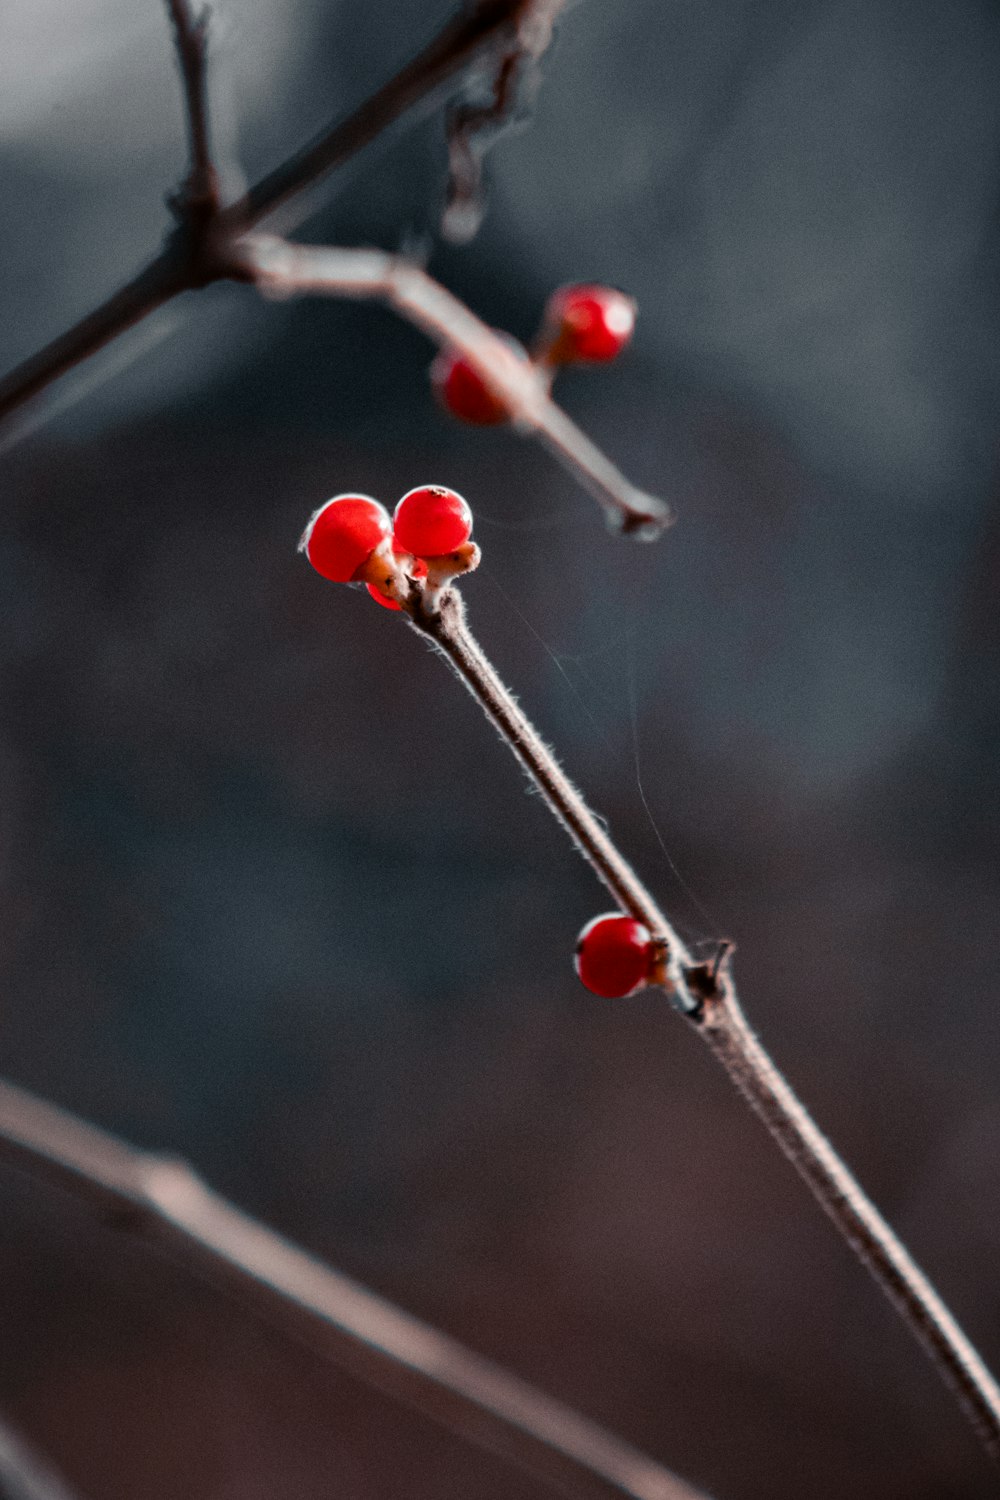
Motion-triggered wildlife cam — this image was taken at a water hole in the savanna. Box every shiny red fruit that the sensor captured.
[574,913,653,998]
[367,584,402,611]
[300,494,392,583]
[431,336,525,425]
[543,284,636,363]
[393,485,473,558]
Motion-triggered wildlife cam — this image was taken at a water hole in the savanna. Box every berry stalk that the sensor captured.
[412,584,1000,1466]
[411,589,700,1014]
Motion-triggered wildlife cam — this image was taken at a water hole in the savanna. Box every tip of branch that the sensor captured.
[609,495,675,543]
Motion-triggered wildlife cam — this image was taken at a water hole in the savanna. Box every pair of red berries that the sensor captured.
[575,912,661,999]
[300,484,474,609]
[433,283,637,427]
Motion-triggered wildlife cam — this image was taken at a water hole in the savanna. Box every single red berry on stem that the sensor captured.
[575,912,654,998]
[300,494,392,582]
[430,336,526,426]
[542,284,636,364]
[394,485,473,558]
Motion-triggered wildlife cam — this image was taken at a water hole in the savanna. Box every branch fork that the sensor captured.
[0,0,668,539]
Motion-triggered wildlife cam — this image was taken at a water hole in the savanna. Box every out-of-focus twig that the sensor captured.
[408,585,1000,1467]
[442,0,566,243]
[0,0,667,536]
[0,1,545,424]
[238,235,670,536]
[0,1417,85,1500]
[0,1079,709,1500]
[220,0,540,233]
[164,0,220,228]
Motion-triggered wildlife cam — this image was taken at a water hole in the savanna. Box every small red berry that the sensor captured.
[367,584,402,611]
[300,494,392,583]
[431,336,526,425]
[542,284,636,364]
[393,485,473,558]
[574,913,654,998]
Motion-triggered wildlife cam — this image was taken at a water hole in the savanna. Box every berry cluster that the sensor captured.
[431,283,637,427]
[300,485,478,611]
[574,912,662,999]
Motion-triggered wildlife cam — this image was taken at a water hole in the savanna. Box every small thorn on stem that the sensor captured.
[682,940,735,1019]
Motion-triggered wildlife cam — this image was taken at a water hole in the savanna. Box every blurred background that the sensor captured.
[1,0,999,1495]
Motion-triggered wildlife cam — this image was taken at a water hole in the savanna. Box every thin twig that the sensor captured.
[0,1417,85,1500]
[0,259,187,424]
[0,7,666,537]
[410,586,1000,1466]
[442,0,566,243]
[219,0,531,233]
[0,1079,708,1500]
[239,236,670,536]
[0,0,530,424]
[164,0,220,226]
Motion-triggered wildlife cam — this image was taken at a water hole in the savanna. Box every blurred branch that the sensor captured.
[0,1,546,422]
[0,0,665,536]
[408,585,1000,1467]
[238,235,670,535]
[0,1418,85,1500]
[0,260,189,428]
[164,0,220,228]
[442,0,565,243]
[0,1078,709,1500]
[220,0,561,233]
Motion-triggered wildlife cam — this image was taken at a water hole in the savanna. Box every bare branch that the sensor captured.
[0,1417,86,1500]
[0,0,541,428]
[0,1079,709,1500]
[164,0,220,226]
[221,0,527,233]
[408,585,1000,1466]
[0,259,190,422]
[442,0,566,243]
[239,236,671,537]
[697,968,1000,1467]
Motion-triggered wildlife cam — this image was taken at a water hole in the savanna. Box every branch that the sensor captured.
[442,0,566,243]
[0,258,188,425]
[0,4,666,537]
[239,236,670,536]
[219,0,531,233]
[0,1079,709,1500]
[0,0,535,425]
[0,1418,85,1500]
[164,0,220,228]
[408,585,1000,1466]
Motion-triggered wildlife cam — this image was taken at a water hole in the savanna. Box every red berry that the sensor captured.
[393,485,473,558]
[300,494,392,583]
[367,584,402,611]
[574,913,653,998]
[543,284,636,364]
[431,336,526,425]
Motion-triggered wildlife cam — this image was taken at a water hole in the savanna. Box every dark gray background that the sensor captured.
[1,1,999,1495]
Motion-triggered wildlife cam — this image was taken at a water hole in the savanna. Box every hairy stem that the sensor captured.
[415,587,1000,1466]
[0,1079,708,1500]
